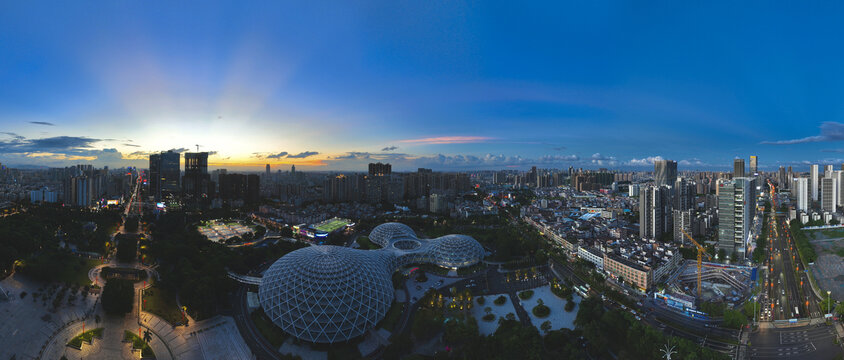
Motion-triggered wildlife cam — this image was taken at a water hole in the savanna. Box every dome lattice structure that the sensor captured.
[259,246,393,343]
[368,222,416,247]
[258,222,485,344]
[428,234,485,268]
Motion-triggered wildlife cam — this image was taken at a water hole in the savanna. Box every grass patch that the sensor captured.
[356,236,381,250]
[124,330,155,358]
[378,301,403,331]
[518,290,534,300]
[251,308,288,348]
[314,218,350,233]
[142,286,183,325]
[54,258,101,287]
[66,328,103,348]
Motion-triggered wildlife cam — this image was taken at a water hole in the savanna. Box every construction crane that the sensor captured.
[681,229,712,297]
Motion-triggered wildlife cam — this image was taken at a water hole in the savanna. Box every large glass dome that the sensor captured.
[368,222,415,247]
[428,234,485,268]
[258,246,393,343]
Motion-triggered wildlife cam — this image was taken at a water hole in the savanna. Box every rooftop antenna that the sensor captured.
[195,144,201,152]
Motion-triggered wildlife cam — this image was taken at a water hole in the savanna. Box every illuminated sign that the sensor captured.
[106,200,119,205]
[156,202,165,208]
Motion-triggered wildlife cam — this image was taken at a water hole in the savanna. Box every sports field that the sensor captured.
[313,217,351,233]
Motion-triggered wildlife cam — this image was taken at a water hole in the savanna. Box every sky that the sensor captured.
[2,2,844,172]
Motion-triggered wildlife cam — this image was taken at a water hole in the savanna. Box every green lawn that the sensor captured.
[251,309,288,348]
[124,331,155,358]
[66,328,103,348]
[356,236,381,250]
[314,218,350,233]
[142,286,183,325]
[55,258,101,287]
[378,301,403,331]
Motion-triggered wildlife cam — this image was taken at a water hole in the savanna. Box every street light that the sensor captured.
[828,290,832,315]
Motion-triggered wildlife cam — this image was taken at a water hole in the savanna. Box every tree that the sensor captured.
[115,234,138,263]
[101,279,134,314]
[124,216,139,233]
[540,320,552,333]
[722,309,748,329]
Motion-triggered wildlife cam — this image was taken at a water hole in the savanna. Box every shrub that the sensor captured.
[482,314,496,322]
[494,295,507,305]
[477,296,486,305]
[518,290,534,300]
[532,303,551,318]
[565,300,576,312]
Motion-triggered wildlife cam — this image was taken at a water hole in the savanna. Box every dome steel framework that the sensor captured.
[258,222,485,344]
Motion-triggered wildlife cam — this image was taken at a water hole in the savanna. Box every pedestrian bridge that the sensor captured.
[227,271,262,285]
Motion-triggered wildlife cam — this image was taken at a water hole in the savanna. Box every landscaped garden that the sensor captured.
[532,299,551,318]
[518,290,534,300]
[124,330,155,358]
[142,286,183,325]
[66,328,103,349]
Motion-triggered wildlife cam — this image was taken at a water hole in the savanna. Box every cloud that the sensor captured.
[590,153,618,166]
[552,146,567,151]
[626,155,664,166]
[266,151,288,159]
[397,136,495,144]
[761,122,844,145]
[123,143,141,147]
[29,121,55,126]
[679,158,706,166]
[287,151,319,158]
[0,135,101,154]
[169,148,189,153]
[821,149,844,153]
[381,146,398,151]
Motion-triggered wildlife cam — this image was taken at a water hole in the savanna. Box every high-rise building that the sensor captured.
[673,209,693,244]
[673,177,696,211]
[653,160,678,187]
[717,177,756,259]
[778,166,787,189]
[811,164,819,202]
[837,171,844,208]
[639,185,671,240]
[183,152,211,209]
[148,150,180,202]
[793,177,809,212]
[266,164,271,177]
[733,158,745,178]
[822,177,838,213]
[825,165,834,179]
[368,162,391,176]
[749,156,758,175]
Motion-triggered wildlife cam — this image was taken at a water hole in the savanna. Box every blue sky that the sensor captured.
[2,1,844,171]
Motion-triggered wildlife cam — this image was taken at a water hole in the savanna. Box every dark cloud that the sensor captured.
[29,121,55,126]
[123,143,141,147]
[129,151,151,157]
[266,151,289,159]
[169,148,189,153]
[207,151,218,156]
[762,122,844,145]
[287,151,319,158]
[381,146,398,151]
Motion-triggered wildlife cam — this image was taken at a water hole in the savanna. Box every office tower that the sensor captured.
[639,185,671,240]
[822,177,838,213]
[266,164,271,177]
[836,171,844,208]
[749,156,758,175]
[825,165,834,179]
[811,164,819,202]
[792,177,809,212]
[717,177,756,259]
[218,173,260,205]
[148,150,180,202]
[733,158,745,178]
[777,166,786,189]
[653,160,678,187]
[673,177,696,211]
[291,164,296,174]
[183,152,211,209]
[673,209,693,244]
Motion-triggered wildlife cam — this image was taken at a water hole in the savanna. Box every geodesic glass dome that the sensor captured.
[368,222,416,247]
[258,246,393,343]
[428,234,485,268]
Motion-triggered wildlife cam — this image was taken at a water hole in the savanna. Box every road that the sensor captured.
[750,323,840,359]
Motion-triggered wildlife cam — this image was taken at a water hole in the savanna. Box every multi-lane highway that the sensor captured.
[764,186,823,321]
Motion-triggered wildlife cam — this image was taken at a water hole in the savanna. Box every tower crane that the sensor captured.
[681,229,712,297]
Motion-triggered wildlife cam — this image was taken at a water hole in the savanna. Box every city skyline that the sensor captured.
[5,3,844,171]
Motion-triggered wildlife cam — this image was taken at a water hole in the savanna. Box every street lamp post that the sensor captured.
[828,290,832,316]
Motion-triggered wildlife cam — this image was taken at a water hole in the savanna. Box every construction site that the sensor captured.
[668,260,756,305]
